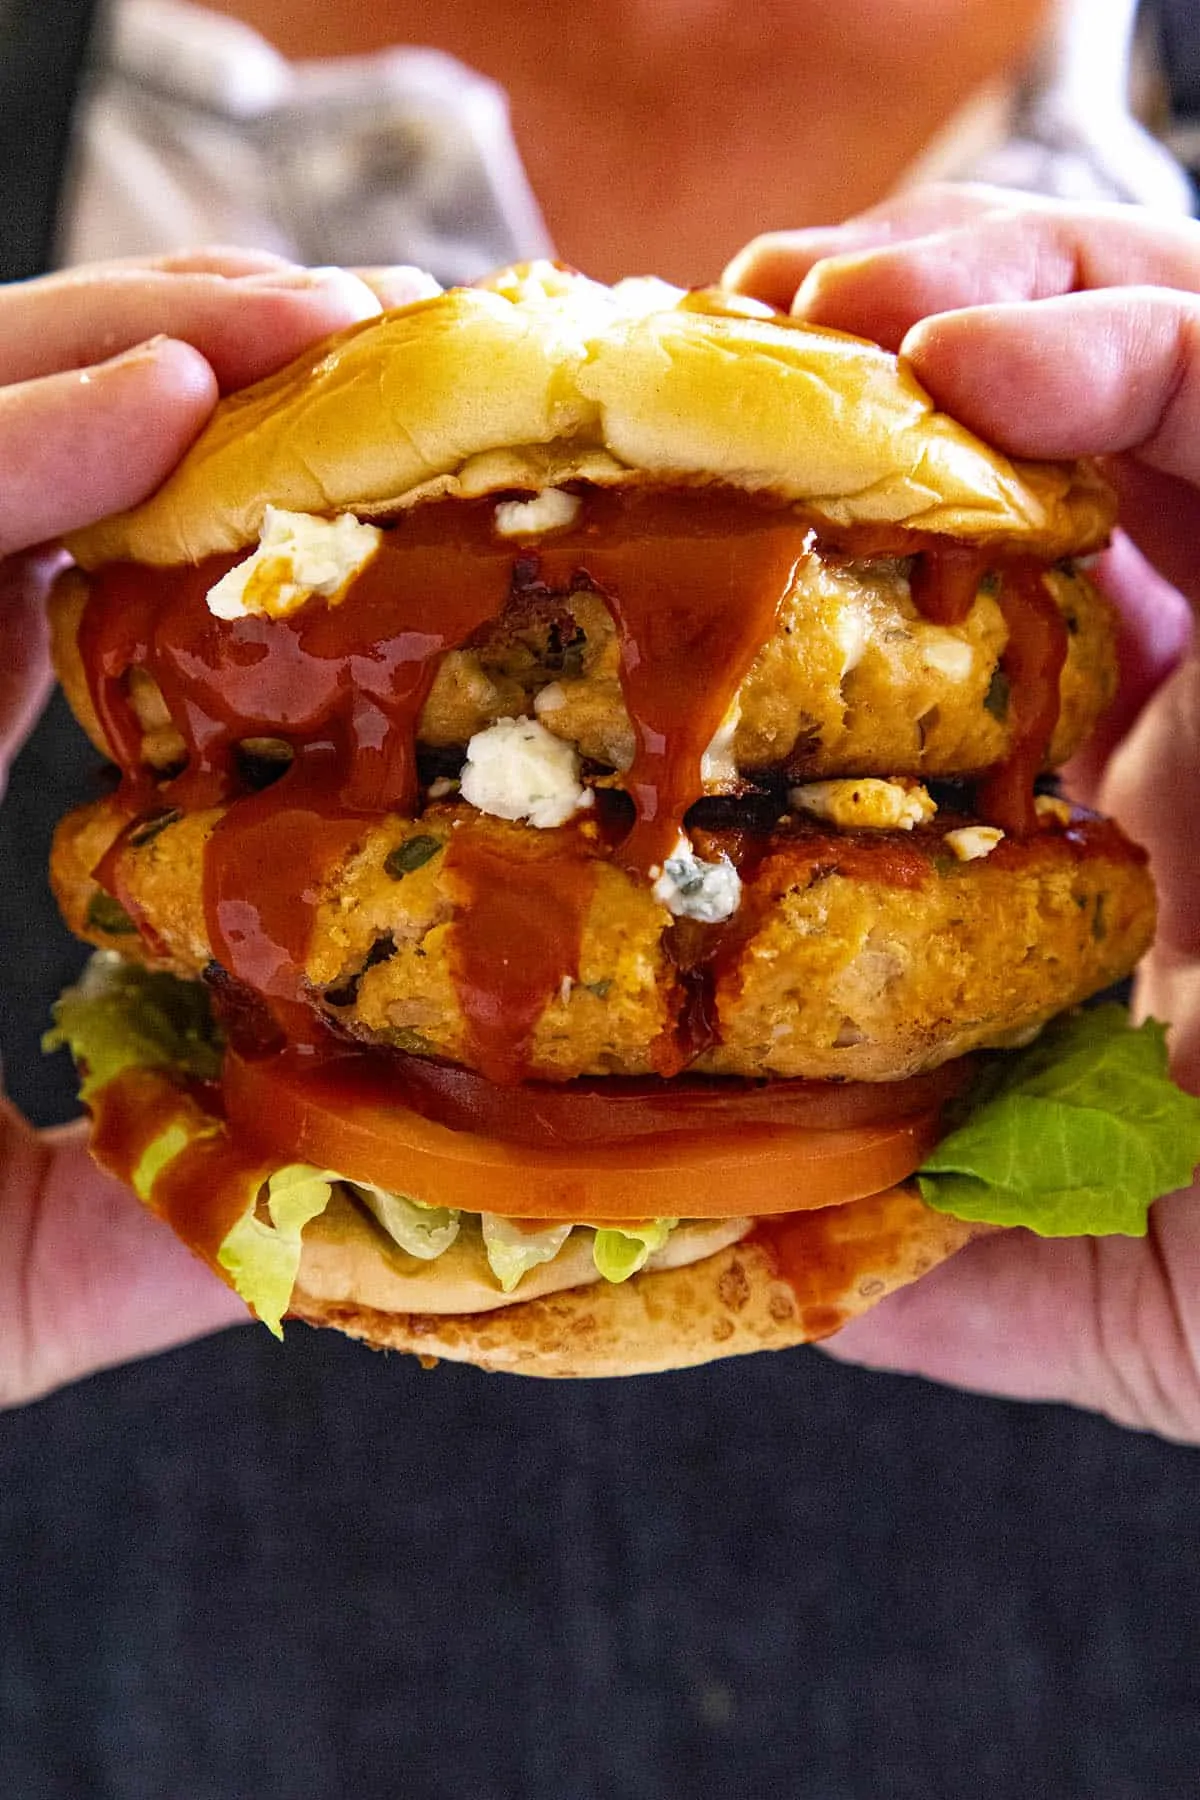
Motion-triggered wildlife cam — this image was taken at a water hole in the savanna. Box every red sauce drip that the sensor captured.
[907,548,1069,837]
[151,1131,275,1273]
[203,747,368,1046]
[92,817,172,959]
[443,834,598,1084]
[556,496,808,872]
[977,563,1068,835]
[87,1067,270,1273]
[748,1198,908,1338]
[78,491,810,1049]
[80,527,518,813]
[909,544,991,626]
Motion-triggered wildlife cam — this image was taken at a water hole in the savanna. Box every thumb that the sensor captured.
[1,1103,248,1408]
[0,551,58,801]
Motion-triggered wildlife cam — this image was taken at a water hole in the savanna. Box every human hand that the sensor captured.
[0,249,435,1407]
[725,189,1200,1438]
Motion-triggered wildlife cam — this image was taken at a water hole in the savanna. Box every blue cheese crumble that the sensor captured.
[651,835,742,923]
[459,717,593,828]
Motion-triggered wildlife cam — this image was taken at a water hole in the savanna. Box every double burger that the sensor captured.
[44,263,1200,1376]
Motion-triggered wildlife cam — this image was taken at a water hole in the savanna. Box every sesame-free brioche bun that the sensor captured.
[289,1182,983,1378]
[65,262,1114,572]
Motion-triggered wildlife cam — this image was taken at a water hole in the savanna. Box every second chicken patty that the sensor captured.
[54,798,1154,1085]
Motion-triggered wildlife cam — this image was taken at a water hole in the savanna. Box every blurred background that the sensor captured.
[3,2,1200,1795]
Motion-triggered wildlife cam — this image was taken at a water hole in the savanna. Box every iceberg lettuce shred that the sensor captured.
[354,1183,461,1259]
[216,1165,337,1338]
[51,959,1200,1336]
[592,1219,677,1282]
[480,1214,573,1291]
[44,951,222,1098]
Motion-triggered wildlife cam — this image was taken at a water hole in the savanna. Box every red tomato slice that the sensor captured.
[372,1052,970,1147]
[222,1047,943,1220]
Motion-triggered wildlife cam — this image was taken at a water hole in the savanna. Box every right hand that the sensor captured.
[0,247,437,1406]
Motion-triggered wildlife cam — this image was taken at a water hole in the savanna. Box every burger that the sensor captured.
[43,263,1200,1376]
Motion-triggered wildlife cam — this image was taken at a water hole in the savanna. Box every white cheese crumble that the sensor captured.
[206,507,382,620]
[532,681,567,720]
[1035,793,1073,827]
[944,826,1005,862]
[919,631,975,682]
[699,698,741,786]
[833,601,870,677]
[651,834,742,924]
[459,717,593,829]
[789,778,936,832]
[493,489,582,538]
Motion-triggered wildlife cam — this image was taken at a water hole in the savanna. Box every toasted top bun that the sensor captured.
[289,1183,982,1378]
[66,263,1114,571]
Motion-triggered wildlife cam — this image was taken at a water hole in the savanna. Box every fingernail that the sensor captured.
[241,265,381,319]
[99,334,171,370]
[242,266,365,293]
[356,266,443,306]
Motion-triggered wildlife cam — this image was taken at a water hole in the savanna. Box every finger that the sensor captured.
[1060,533,1192,810]
[793,206,1200,350]
[818,1204,1200,1440]
[900,290,1200,489]
[721,184,1010,309]
[1099,652,1200,962]
[352,265,443,309]
[141,246,297,277]
[1,1109,247,1408]
[1101,456,1200,612]
[0,338,218,557]
[70,246,299,279]
[0,264,381,391]
[0,551,59,795]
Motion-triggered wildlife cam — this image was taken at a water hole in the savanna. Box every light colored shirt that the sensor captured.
[66,0,552,281]
[66,0,1190,287]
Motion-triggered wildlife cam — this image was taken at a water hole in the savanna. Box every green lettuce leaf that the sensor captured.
[44,952,221,1099]
[480,1214,573,1292]
[353,1183,461,1259]
[592,1218,677,1282]
[217,1165,338,1339]
[918,1006,1200,1236]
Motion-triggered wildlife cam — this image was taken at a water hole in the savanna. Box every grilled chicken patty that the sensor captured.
[54,798,1154,1084]
[51,553,1114,786]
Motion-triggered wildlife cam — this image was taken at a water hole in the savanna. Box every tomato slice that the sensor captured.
[369,1051,970,1147]
[222,1047,943,1220]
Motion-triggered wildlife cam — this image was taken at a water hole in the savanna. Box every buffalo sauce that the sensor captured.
[79,491,811,1064]
[77,492,1069,1100]
[910,544,991,626]
[746,1205,896,1338]
[907,551,1069,837]
[87,1065,272,1275]
[976,564,1070,836]
[442,834,599,1084]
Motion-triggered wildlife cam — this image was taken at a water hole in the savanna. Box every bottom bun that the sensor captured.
[289,1184,983,1377]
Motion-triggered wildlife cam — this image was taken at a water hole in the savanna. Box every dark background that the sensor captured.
[2,701,1200,1800]
[3,1325,1199,1800]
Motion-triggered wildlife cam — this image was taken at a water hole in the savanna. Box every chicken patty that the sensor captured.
[53,798,1154,1084]
[51,553,1114,786]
